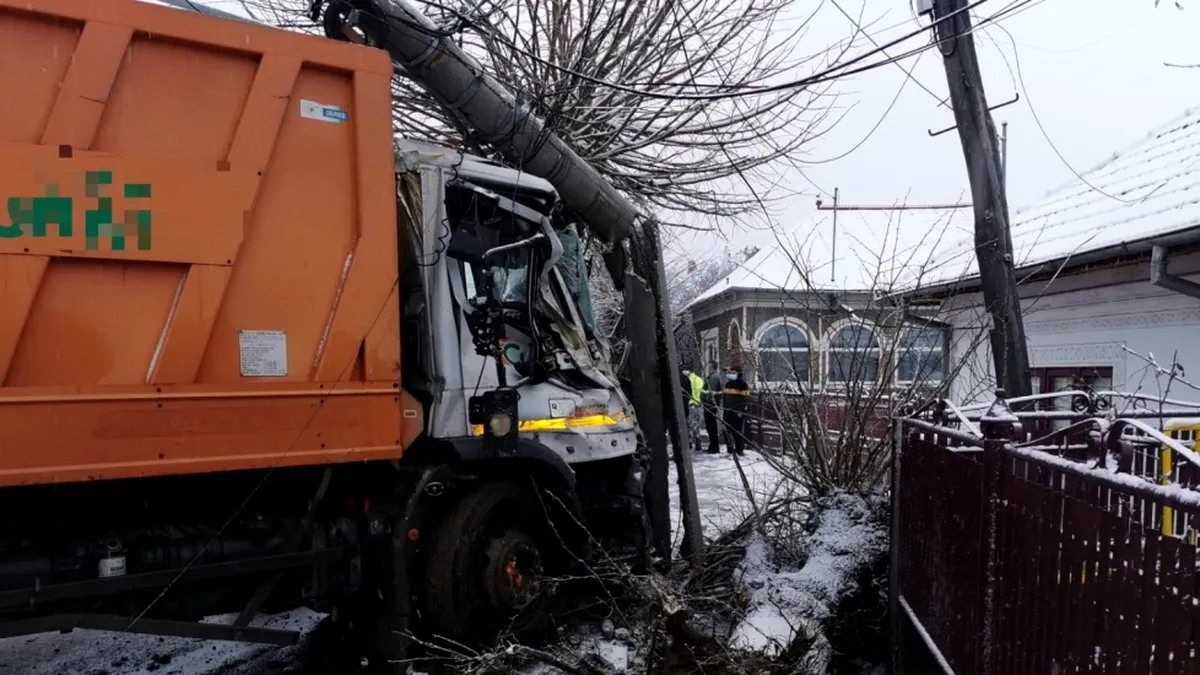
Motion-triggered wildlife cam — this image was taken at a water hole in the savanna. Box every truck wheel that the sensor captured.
[424,481,563,645]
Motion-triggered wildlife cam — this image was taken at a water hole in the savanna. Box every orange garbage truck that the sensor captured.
[0,0,649,661]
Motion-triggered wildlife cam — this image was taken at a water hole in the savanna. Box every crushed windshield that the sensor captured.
[555,223,597,334]
[492,249,529,303]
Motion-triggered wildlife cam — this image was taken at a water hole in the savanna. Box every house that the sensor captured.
[684,205,966,393]
[682,205,970,447]
[911,105,1200,414]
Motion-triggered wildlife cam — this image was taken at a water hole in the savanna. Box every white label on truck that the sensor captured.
[549,399,576,418]
[98,556,127,578]
[239,330,288,377]
[299,99,349,124]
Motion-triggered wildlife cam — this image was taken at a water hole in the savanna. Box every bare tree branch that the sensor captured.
[249,0,860,223]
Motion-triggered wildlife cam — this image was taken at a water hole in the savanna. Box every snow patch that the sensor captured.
[0,608,326,675]
[729,492,887,664]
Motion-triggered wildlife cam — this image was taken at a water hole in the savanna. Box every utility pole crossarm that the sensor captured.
[927,93,1019,137]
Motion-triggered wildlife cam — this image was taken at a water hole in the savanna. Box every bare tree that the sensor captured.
[239,0,861,224]
[694,209,995,494]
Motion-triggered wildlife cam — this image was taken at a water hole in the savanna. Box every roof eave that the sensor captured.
[905,225,1200,300]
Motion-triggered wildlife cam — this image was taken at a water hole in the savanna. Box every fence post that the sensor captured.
[978,389,1017,675]
[888,414,904,675]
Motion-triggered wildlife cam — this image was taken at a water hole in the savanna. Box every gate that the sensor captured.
[891,391,1200,674]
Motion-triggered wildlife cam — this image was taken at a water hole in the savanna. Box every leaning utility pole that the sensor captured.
[930,0,1031,399]
[305,0,705,560]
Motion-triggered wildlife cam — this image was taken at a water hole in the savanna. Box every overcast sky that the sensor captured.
[675,0,1200,259]
[166,0,1200,264]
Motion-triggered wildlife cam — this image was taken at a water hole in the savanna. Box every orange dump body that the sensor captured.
[0,0,422,487]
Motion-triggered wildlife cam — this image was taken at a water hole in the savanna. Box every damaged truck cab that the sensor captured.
[0,0,648,665]
[398,140,639,464]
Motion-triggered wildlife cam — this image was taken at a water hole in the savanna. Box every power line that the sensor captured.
[393,0,1001,103]
[829,0,950,109]
[799,50,924,165]
[985,18,1142,204]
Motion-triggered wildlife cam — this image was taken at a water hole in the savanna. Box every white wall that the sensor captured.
[941,257,1200,407]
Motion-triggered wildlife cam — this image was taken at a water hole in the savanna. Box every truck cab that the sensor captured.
[395,140,639,462]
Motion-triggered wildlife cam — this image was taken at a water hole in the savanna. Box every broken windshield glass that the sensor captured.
[556,223,597,334]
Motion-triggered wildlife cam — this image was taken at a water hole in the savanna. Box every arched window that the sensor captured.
[828,323,880,383]
[897,326,945,383]
[756,321,810,384]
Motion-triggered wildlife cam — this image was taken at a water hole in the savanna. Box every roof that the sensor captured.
[687,206,969,309]
[920,105,1200,288]
[692,105,1200,309]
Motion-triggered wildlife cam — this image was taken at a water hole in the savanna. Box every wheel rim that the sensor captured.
[483,527,544,612]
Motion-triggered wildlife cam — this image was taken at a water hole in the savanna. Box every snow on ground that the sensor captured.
[0,449,781,674]
[0,608,326,675]
[729,492,888,666]
[668,448,788,548]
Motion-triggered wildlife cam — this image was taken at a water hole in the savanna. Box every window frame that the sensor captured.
[825,319,882,385]
[1028,365,1115,447]
[752,317,814,390]
[700,328,719,372]
[728,319,744,366]
[895,325,947,385]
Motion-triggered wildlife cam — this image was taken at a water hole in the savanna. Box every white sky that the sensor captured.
[675,0,1200,260]
[153,0,1200,267]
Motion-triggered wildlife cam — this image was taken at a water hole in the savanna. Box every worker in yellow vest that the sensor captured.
[681,366,705,454]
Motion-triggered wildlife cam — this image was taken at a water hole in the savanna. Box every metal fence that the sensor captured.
[891,391,1200,675]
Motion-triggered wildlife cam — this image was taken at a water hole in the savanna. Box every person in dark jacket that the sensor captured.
[701,360,723,454]
[722,366,750,456]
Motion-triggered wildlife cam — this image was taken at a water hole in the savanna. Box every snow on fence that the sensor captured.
[893,392,1200,675]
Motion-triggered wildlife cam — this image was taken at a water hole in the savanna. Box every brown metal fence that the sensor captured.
[892,397,1200,675]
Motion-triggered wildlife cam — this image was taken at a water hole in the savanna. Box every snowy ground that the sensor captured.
[0,608,327,675]
[0,449,781,674]
[669,449,788,548]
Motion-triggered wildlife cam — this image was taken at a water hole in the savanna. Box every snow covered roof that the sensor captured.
[687,206,970,309]
[693,105,1200,309]
[921,105,1200,288]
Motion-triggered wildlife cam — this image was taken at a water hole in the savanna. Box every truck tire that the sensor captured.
[423,480,563,646]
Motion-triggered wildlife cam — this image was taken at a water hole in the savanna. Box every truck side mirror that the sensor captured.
[446,228,489,266]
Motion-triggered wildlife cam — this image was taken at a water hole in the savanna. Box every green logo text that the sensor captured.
[0,171,152,251]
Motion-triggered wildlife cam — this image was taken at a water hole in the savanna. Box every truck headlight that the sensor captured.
[488,412,513,437]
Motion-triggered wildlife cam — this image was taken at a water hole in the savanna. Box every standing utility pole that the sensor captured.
[831,187,839,284]
[931,0,1030,399]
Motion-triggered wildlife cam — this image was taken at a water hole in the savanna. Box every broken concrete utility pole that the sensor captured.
[310,0,704,561]
[931,0,1031,399]
[317,0,634,244]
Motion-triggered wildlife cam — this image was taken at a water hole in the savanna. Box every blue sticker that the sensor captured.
[300,99,350,124]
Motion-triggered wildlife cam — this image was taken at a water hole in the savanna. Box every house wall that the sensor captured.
[943,248,1200,407]
[689,289,945,387]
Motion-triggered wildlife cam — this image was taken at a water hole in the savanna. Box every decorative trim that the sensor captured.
[1026,306,1200,334]
[824,316,883,347]
[752,316,815,347]
[1030,342,1127,387]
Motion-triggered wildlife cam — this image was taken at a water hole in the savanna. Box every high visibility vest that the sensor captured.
[688,372,704,406]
